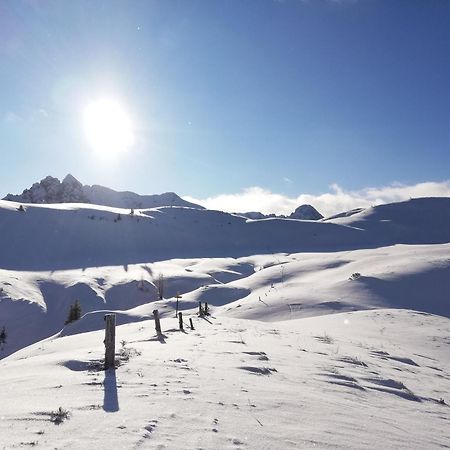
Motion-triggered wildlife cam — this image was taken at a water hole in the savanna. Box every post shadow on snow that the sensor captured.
[164,327,189,335]
[200,315,213,324]
[63,359,104,372]
[148,333,168,344]
[61,360,119,412]
[103,368,119,412]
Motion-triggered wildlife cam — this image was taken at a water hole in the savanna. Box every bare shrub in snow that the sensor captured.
[50,407,70,425]
[315,333,334,344]
[119,340,141,363]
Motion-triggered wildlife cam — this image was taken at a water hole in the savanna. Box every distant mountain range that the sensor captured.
[3,174,204,210]
[3,174,324,219]
[237,204,323,221]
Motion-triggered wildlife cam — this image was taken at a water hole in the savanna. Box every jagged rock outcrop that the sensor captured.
[3,174,203,210]
[289,204,323,220]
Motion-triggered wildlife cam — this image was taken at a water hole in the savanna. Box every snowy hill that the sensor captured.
[1,197,450,272]
[0,196,449,359]
[1,194,449,448]
[3,174,203,210]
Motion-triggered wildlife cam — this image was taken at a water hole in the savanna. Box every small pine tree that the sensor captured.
[0,326,7,346]
[65,300,82,325]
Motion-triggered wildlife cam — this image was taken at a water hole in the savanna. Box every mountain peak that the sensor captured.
[3,175,203,209]
[290,204,323,220]
[62,173,81,186]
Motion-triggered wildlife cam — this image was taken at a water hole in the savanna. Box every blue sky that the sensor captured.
[1,0,450,214]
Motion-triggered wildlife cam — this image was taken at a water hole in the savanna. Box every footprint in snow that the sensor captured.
[144,420,158,436]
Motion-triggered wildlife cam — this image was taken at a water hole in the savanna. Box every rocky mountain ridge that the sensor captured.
[4,174,325,218]
[3,174,203,210]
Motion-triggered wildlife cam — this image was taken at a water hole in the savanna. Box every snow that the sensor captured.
[0,310,449,449]
[0,195,449,448]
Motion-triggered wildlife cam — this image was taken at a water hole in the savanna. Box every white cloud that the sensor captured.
[184,180,450,218]
[3,111,22,123]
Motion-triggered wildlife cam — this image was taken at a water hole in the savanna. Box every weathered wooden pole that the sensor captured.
[204,302,209,315]
[153,309,161,335]
[104,314,116,370]
[189,318,194,330]
[178,312,184,330]
[198,301,203,316]
[175,292,182,317]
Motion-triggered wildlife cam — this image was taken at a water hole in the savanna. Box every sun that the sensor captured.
[83,99,135,156]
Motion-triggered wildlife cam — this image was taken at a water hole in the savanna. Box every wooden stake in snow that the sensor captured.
[153,309,161,335]
[178,312,184,330]
[204,302,209,315]
[175,292,182,317]
[189,318,194,330]
[198,302,203,317]
[104,314,116,370]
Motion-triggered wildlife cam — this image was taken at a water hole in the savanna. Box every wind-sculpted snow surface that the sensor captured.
[0,310,449,449]
[1,243,449,358]
[0,197,449,358]
[1,198,449,448]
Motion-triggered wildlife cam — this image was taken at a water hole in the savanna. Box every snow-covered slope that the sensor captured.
[1,196,449,358]
[0,309,448,449]
[325,197,450,244]
[2,197,450,272]
[3,174,202,210]
[1,195,449,448]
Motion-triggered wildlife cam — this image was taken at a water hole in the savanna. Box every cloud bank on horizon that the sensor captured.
[185,180,450,218]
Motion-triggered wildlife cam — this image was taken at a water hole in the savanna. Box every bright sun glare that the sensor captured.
[83,99,134,156]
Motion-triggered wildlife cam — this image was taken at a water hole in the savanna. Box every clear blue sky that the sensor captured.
[1,0,449,201]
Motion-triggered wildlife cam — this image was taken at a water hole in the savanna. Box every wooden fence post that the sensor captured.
[104,314,116,370]
[178,312,184,330]
[204,302,208,315]
[153,309,161,335]
[189,318,194,330]
[198,302,203,317]
[175,292,182,318]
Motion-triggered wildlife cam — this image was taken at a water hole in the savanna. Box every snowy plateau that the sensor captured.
[0,182,449,449]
